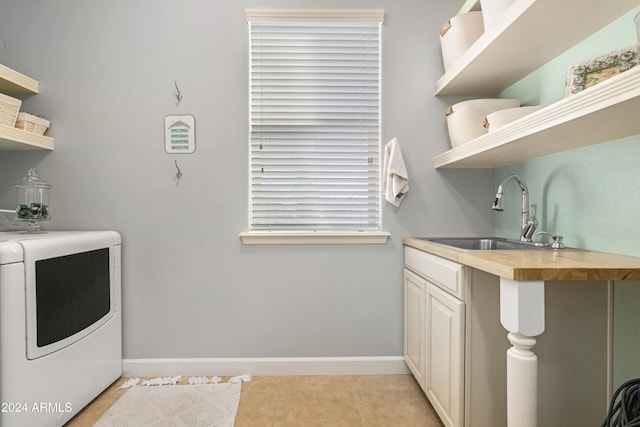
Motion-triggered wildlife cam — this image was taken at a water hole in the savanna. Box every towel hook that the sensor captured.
[174,160,183,181]
[174,80,182,104]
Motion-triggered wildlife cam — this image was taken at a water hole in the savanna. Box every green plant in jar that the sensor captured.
[15,168,51,232]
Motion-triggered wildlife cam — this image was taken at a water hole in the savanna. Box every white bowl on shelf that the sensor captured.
[484,105,545,132]
[445,98,520,148]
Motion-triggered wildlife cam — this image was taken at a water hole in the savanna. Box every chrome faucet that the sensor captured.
[492,174,538,242]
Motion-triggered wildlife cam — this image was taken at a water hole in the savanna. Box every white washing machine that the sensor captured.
[0,230,122,426]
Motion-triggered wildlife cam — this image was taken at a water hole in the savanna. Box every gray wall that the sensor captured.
[0,1,494,359]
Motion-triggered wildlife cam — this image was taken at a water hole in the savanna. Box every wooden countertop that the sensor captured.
[403,237,640,281]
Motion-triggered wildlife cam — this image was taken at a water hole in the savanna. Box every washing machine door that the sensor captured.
[21,231,119,360]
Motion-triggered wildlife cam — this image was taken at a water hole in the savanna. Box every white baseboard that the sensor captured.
[123,356,409,377]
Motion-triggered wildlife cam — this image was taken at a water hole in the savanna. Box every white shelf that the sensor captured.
[0,64,38,94]
[435,0,639,97]
[434,67,640,168]
[0,64,53,150]
[0,124,53,151]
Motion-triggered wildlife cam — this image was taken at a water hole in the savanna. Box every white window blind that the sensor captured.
[248,12,383,232]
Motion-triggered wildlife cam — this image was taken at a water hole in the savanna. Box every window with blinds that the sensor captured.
[248,11,383,232]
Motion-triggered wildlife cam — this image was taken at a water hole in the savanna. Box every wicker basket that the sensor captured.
[15,112,50,135]
[0,93,22,127]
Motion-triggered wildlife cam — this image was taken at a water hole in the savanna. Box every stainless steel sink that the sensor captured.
[418,237,553,251]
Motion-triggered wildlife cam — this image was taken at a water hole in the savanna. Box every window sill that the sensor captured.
[239,231,390,245]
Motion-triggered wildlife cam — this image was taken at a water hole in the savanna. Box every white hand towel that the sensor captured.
[383,137,409,207]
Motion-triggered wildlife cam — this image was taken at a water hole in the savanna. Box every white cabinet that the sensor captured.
[424,279,464,427]
[403,269,425,386]
[404,245,614,426]
[434,0,640,169]
[0,64,54,151]
[404,247,466,427]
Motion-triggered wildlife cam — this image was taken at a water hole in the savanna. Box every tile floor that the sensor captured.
[65,375,444,426]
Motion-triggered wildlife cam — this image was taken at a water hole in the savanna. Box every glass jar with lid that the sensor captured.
[15,168,51,232]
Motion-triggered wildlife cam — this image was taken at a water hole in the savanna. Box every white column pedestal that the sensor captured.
[499,278,545,427]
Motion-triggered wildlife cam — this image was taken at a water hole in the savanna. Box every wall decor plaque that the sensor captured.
[165,115,196,154]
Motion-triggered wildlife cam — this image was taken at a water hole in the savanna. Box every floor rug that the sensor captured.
[94,383,241,427]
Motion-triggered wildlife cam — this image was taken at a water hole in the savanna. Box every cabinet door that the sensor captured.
[403,269,426,389]
[425,281,465,427]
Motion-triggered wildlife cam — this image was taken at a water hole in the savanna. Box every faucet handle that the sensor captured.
[536,231,565,249]
[521,203,539,241]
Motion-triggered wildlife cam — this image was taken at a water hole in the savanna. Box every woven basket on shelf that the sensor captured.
[0,93,22,127]
[15,112,50,135]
